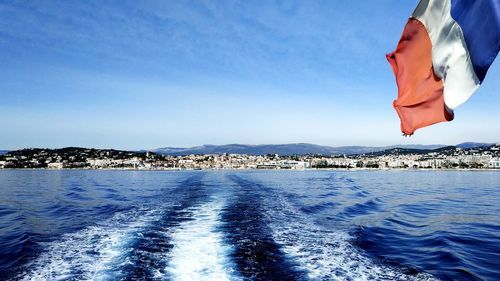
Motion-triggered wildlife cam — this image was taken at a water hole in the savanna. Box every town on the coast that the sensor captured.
[1,143,499,170]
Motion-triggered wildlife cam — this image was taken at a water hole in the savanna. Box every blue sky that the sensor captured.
[0,0,499,150]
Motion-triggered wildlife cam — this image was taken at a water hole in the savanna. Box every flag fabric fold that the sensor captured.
[388,0,499,135]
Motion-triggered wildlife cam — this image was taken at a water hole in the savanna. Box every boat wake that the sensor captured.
[15,173,439,281]
[18,208,161,281]
[164,199,240,281]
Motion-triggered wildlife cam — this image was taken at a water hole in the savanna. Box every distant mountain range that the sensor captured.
[0,142,493,157]
[151,142,494,156]
[454,142,494,149]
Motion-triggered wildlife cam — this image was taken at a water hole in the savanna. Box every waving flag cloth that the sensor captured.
[387,0,500,135]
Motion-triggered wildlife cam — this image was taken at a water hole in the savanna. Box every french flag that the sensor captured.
[388,0,499,135]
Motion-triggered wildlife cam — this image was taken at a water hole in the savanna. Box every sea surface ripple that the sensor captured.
[0,170,498,280]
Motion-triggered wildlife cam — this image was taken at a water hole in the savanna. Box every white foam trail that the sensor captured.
[267,203,437,281]
[164,199,241,281]
[18,209,161,281]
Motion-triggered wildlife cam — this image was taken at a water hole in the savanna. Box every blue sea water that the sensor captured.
[0,170,499,280]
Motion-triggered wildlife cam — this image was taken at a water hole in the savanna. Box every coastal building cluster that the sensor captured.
[0,144,499,170]
[311,146,500,169]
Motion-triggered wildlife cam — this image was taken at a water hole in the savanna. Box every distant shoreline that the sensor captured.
[1,168,499,172]
[2,145,499,170]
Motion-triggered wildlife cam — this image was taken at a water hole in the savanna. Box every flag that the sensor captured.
[387,0,499,135]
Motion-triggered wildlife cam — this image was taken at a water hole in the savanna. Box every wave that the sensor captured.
[16,201,241,281]
[165,199,240,281]
[268,206,437,280]
[248,177,437,281]
[17,208,162,281]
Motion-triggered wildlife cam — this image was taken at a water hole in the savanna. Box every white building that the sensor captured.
[48,162,64,169]
[87,158,112,167]
[489,159,500,168]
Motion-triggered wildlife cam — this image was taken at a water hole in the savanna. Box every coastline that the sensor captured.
[1,168,498,172]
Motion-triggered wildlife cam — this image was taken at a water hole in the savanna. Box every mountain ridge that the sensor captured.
[151,142,494,156]
[1,142,494,157]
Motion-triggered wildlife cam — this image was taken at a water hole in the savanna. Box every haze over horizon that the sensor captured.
[1,1,499,150]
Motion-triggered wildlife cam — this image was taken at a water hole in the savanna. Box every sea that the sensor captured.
[0,170,498,281]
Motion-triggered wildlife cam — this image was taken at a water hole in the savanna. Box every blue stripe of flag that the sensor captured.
[451,0,500,82]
